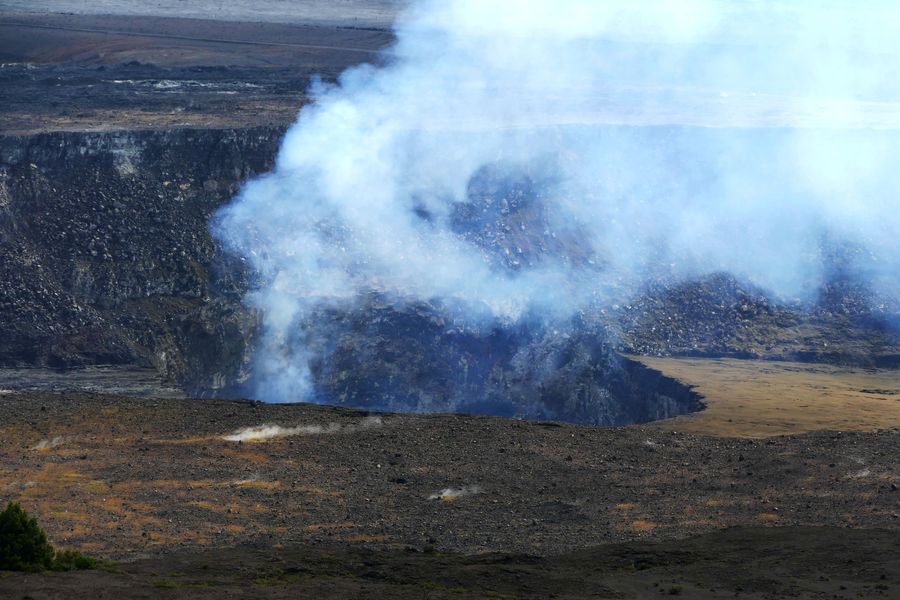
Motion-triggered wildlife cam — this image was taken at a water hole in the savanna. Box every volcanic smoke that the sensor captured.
[214,0,900,402]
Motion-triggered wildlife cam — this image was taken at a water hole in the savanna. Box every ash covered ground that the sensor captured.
[1,392,898,598]
[1,2,899,598]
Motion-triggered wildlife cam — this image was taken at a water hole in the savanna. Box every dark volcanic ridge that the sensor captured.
[297,295,702,425]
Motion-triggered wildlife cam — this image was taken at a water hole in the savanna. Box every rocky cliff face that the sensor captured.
[0,127,284,387]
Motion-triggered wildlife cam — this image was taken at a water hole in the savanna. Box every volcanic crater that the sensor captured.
[1,5,899,600]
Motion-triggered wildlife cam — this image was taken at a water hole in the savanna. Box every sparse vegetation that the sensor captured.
[0,502,55,571]
[53,550,98,572]
[0,502,96,572]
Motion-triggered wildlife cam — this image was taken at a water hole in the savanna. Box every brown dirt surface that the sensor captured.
[0,391,897,597]
[1,391,897,560]
[637,357,900,438]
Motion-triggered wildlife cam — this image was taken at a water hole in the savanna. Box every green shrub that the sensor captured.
[0,502,55,571]
[52,549,97,571]
[0,502,97,572]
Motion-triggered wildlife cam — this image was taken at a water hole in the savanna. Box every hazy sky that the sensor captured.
[0,0,406,27]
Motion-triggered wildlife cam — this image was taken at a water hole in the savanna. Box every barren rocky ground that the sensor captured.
[0,12,393,134]
[0,391,898,598]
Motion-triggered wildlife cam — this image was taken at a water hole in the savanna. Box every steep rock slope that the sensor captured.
[0,127,283,385]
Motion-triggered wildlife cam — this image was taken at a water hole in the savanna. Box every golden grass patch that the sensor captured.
[634,357,900,438]
[756,513,781,523]
[47,510,89,521]
[631,520,657,532]
[233,479,282,490]
[82,480,109,494]
[704,498,730,507]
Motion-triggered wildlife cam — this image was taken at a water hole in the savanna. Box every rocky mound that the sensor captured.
[301,295,699,424]
[616,272,900,367]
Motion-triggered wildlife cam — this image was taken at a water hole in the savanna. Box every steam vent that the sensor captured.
[1,2,898,598]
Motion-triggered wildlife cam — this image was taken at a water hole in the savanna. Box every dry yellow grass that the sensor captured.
[631,520,658,533]
[635,357,900,437]
[2,388,897,559]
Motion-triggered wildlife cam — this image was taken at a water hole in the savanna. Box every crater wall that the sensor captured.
[0,127,284,386]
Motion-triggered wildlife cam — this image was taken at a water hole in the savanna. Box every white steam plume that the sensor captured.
[222,416,383,441]
[428,485,482,501]
[214,0,900,402]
